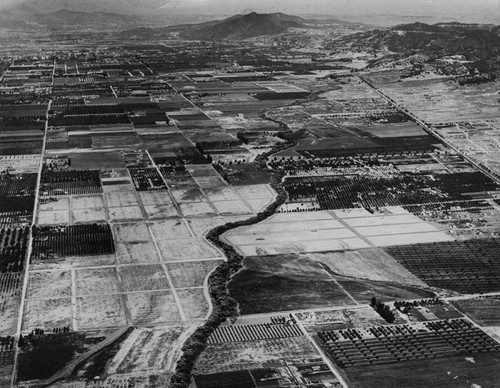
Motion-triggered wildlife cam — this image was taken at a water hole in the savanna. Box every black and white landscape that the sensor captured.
[0,1,500,387]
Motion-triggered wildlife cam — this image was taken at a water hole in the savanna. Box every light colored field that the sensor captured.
[143,203,179,219]
[185,215,248,237]
[248,198,273,213]
[194,336,319,374]
[331,208,374,219]
[72,195,104,209]
[171,188,206,203]
[150,219,192,240]
[192,176,227,189]
[102,183,135,193]
[120,265,170,292]
[126,291,181,325]
[178,202,216,217]
[235,237,370,256]
[76,294,127,329]
[105,192,139,207]
[107,326,189,374]
[29,255,117,272]
[115,242,160,265]
[233,217,344,235]
[0,154,39,174]
[113,222,152,242]
[211,200,253,215]
[356,222,440,237]
[343,213,426,227]
[234,184,274,200]
[307,249,426,286]
[108,205,143,221]
[166,260,222,288]
[72,207,107,223]
[39,197,70,211]
[37,210,70,225]
[23,298,73,331]
[186,164,220,177]
[157,239,221,261]
[27,271,71,299]
[368,232,454,246]
[75,267,119,296]
[138,191,173,206]
[177,288,209,319]
[227,228,357,246]
[204,187,240,202]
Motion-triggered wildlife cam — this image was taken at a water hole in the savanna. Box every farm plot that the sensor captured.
[296,306,388,334]
[222,212,368,256]
[31,223,115,262]
[452,298,500,326]
[208,322,303,344]
[186,216,248,237]
[104,192,139,208]
[119,265,170,292]
[318,319,500,369]
[23,298,73,331]
[211,200,253,216]
[0,155,39,174]
[149,219,192,240]
[106,326,189,374]
[108,206,143,221]
[76,294,127,329]
[229,255,354,314]
[71,195,107,223]
[0,272,22,335]
[125,291,181,325]
[0,211,32,228]
[284,172,498,210]
[75,267,120,296]
[177,288,209,320]
[37,209,70,225]
[27,270,71,299]
[166,260,222,288]
[68,151,125,170]
[344,352,500,388]
[158,239,221,262]
[178,201,216,218]
[128,167,167,191]
[171,188,206,203]
[191,176,227,190]
[113,222,152,243]
[0,173,37,213]
[194,336,320,374]
[40,169,102,196]
[139,191,179,219]
[385,239,500,294]
[0,226,29,273]
[38,197,70,212]
[203,187,240,202]
[115,242,160,265]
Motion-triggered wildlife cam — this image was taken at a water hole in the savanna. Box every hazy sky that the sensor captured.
[160,0,500,23]
[3,0,500,24]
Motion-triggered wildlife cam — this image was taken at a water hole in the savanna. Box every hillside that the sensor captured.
[120,12,311,41]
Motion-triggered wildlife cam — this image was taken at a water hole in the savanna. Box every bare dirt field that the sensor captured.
[149,219,192,240]
[75,267,120,296]
[125,291,181,325]
[76,294,127,329]
[166,260,222,288]
[115,242,160,265]
[157,238,221,262]
[23,298,73,331]
[177,288,210,320]
[119,264,170,292]
[27,270,72,299]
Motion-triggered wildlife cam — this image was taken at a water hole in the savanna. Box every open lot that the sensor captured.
[126,291,181,325]
[166,260,222,288]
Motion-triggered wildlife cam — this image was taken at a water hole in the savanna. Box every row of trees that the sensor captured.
[370,297,396,324]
